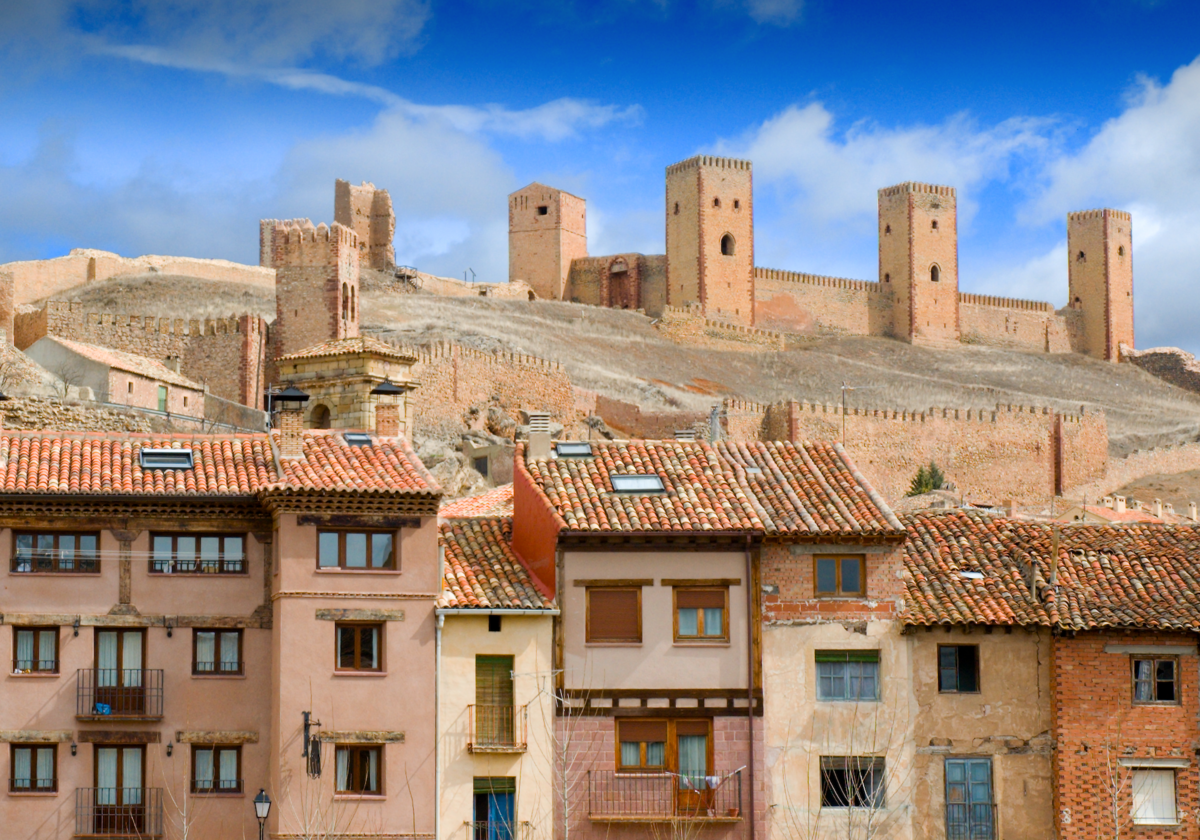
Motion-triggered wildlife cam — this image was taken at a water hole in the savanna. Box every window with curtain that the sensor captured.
[335,745,381,794]
[193,630,242,675]
[1132,658,1178,703]
[816,651,880,701]
[336,624,383,671]
[1132,769,1177,825]
[191,746,241,793]
[12,532,100,573]
[150,534,245,574]
[674,588,727,641]
[617,720,667,770]
[586,588,642,643]
[10,744,56,792]
[318,531,395,569]
[675,721,709,790]
[13,627,58,673]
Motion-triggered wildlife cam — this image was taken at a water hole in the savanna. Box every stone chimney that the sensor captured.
[164,357,181,373]
[278,406,305,458]
[526,412,551,462]
[1190,502,1198,521]
[1153,498,1163,518]
[376,403,400,437]
[1114,496,1126,513]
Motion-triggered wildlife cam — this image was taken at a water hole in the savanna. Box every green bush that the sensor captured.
[907,462,946,496]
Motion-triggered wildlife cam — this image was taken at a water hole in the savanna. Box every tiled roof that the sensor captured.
[1068,504,1163,524]
[440,484,514,518]
[439,516,555,610]
[900,510,1200,631]
[520,439,903,537]
[48,337,204,390]
[0,430,439,497]
[277,336,417,363]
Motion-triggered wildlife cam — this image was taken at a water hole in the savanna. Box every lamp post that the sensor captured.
[254,788,271,840]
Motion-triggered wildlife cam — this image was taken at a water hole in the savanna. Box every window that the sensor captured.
[555,441,593,457]
[610,474,665,494]
[616,720,711,782]
[310,404,332,429]
[476,656,515,745]
[536,205,550,216]
[733,199,740,209]
[674,588,727,641]
[473,456,490,477]
[586,587,641,643]
[721,234,735,256]
[1118,245,1126,257]
[191,746,241,793]
[938,646,979,693]
[140,448,193,470]
[488,615,502,633]
[318,531,396,570]
[13,627,58,674]
[816,651,879,701]
[713,197,721,208]
[157,386,168,412]
[1077,250,1086,262]
[127,382,133,394]
[617,720,667,770]
[342,283,350,319]
[945,758,993,837]
[193,630,242,676]
[10,744,56,793]
[931,219,939,230]
[182,396,188,408]
[474,778,516,840]
[336,745,382,794]
[12,532,99,573]
[884,273,890,282]
[1132,769,1177,825]
[673,202,679,215]
[1133,658,1178,703]
[814,556,865,597]
[151,534,244,574]
[336,623,382,671]
[820,757,885,808]
[930,265,941,283]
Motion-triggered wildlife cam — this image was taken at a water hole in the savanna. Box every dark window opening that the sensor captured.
[673,202,679,215]
[310,404,332,430]
[473,777,516,840]
[1076,250,1086,262]
[1133,657,1178,703]
[474,456,489,477]
[930,265,941,283]
[488,615,502,633]
[536,206,548,216]
[733,199,740,209]
[336,745,381,794]
[938,645,979,693]
[821,757,885,808]
[884,273,890,283]
[1118,246,1125,257]
[336,623,383,671]
[720,234,735,256]
[931,220,939,230]
[884,224,891,234]
[713,197,721,208]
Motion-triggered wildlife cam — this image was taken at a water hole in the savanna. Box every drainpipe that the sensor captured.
[745,535,756,840]
[435,612,444,840]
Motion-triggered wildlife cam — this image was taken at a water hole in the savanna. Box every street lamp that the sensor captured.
[254,789,271,840]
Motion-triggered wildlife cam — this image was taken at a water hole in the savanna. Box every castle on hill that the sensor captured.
[508,155,1135,362]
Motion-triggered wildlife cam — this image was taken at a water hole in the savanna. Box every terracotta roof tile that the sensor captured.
[440,484,514,518]
[438,517,555,610]
[48,337,204,390]
[521,439,903,537]
[277,336,417,363]
[276,431,439,495]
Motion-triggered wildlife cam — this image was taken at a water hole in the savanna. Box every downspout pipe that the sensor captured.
[745,535,756,840]
[435,612,443,840]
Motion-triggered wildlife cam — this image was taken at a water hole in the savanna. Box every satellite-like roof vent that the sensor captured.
[139,448,194,470]
[674,429,697,441]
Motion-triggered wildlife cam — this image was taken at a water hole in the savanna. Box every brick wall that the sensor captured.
[760,543,904,622]
[268,219,359,359]
[509,184,587,300]
[15,301,268,407]
[410,342,575,437]
[334,179,395,270]
[1052,631,1200,839]
[565,254,654,311]
[959,294,1073,352]
[753,269,892,335]
[1068,210,1134,361]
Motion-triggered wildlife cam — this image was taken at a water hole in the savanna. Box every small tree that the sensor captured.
[906,462,946,496]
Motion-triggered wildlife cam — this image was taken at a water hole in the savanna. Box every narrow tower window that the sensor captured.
[713,197,721,208]
[930,265,940,283]
[884,273,890,283]
[537,206,548,216]
[721,234,735,256]
[351,287,357,320]
[884,225,891,235]
[342,283,349,319]
[1118,246,1125,257]
[1076,251,1086,262]
[931,220,939,230]
[733,199,740,209]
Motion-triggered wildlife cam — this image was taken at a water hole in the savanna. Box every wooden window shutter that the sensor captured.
[587,588,641,642]
[618,720,668,743]
[675,720,711,736]
[475,656,514,707]
[676,589,726,609]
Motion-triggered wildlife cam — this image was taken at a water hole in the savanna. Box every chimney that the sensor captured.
[376,403,400,437]
[1190,502,1198,522]
[1153,498,1163,518]
[164,357,181,373]
[278,406,305,458]
[1004,499,1016,518]
[1050,525,1059,587]
[1114,496,1126,513]
[527,412,551,462]
[1102,495,1113,509]
[674,429,697,442]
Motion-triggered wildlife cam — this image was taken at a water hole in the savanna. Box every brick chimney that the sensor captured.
[376,403,400,437]
[278,406,305,458]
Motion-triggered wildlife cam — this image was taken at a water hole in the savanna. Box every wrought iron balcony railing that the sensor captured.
[468,704,527,753]
[586,769,743,822]
[76,670,165,719]
[465,820,533,840]
[75,787,163,837]
[946,802,998,840]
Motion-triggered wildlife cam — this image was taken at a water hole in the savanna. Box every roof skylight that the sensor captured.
[139,448,194,470]
[610,474,666,494]
[344,433,373,447]
[555,441,593,458]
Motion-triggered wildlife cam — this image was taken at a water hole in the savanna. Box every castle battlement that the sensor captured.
[958,292,1054,313]
[878,182,956,198]
[50,301,260,338]
[1068,209,1132,222]
[754,267,881,292]
[784,398,1082,425]
[412,340,562,372]
[665,155,752,175]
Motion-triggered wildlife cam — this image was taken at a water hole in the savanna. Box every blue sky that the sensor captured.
[3,0,1200,350]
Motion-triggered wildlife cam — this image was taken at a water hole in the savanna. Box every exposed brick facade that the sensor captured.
[1069,209,1135,361]
[564,253,667,316]
[760,543,905,622]
[334,179,396,270]
[508,183,588,301]
[1052,631,1200,839]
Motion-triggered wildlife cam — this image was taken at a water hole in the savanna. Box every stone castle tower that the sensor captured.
[334,180,396,271]
[508,183,588,300]
[1067,209,1134,361]
[878,182,959,346]
[261,219,360,360]
[665,156,755,325]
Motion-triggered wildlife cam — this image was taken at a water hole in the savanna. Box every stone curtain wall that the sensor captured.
[1056,411,1109,494]
[410,342,575,437]
[15,301,269,406]
[959,294,1074,353]
[656,305,791,350]
[754,269,891,336]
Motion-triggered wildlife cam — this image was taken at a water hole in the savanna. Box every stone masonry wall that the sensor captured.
[1052,631,1200,840]
[753,268,891,335]
[410,342,574,437]
[1121,345,1200,395]
[14,301,269,406]
[959,294,1073,352]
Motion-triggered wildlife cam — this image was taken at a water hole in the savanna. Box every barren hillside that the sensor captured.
[40,273,1200,456]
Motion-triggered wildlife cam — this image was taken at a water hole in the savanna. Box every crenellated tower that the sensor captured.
[665,155,755,325]
[334,179,396,270]
[264,219,360,360]
[508,183,588,300]
[1067,209,1133,361]
[878,182,959,345]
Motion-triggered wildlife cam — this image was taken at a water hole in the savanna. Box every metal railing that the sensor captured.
[75,787,163,837]
[149,555,245,574]
[468,705,527,752]
[11,549,100,573]
[587,769,743,821]
[10,777,56,793]
[465,820,532,840]
[77,670,165,719]
[946,802,998,840]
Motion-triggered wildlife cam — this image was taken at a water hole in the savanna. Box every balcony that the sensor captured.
[465,820,533,840]
[74,788,163,838]
[76,670,165,720]
[468,704,527,753]
[586,770,743,822]
[946,802,997,840]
